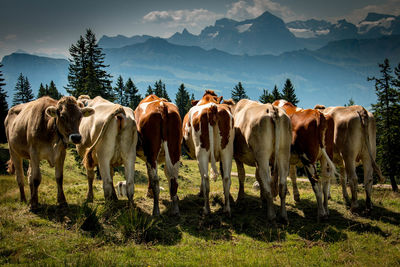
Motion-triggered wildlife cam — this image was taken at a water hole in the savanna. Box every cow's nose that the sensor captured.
[69,134,82,144]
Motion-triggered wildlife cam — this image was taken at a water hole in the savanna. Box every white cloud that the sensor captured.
[344,0,400,23]
[4,34,17,41]
[226,0,302,22]
[143,8,222,34]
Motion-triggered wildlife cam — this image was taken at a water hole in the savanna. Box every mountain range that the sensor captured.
[1,11,400,109]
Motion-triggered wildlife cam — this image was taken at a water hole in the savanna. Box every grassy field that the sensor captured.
[0,145,400,266]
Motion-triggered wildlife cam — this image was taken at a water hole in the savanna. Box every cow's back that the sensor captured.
[7,97,57,156]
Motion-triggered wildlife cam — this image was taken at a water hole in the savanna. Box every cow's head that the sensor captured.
[46,96,94,144]
[191,90,223,106]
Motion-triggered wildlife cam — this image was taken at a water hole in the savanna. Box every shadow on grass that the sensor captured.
[160,192,391,243]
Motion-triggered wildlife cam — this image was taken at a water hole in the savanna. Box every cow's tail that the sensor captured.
[357,108,385,183]
[6,159,15,174]
[271,105,280,197]
[208,104,219,181]
[83,105,126,169]
[319,112,338,178]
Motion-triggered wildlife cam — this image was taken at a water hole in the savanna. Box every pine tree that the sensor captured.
[114,75,126,105]
[146,85,153,97]
[259,89,274,104]
[66,35,87,97]
[272,85,281,101]
[368,58,399,191]
[175,83,190,118]
[186,93,195,112]
[13,73,33,106]
[66,29,113,100]
[231,82,248,102]
[282,79,299,106]
[344,97,355,107]
[47,81,62,100]
[125,78,141,110]
[0,63,8,143]
[153,80,170,101]
[37,83,47,98]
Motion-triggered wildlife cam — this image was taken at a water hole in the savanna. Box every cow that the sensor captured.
[182,90,235,216]
[135,95,182,216]
[5,96,94,209]
[315,104,384,211]
[228,99,292,223]
[76,96,138,205]
[272,99,336,220]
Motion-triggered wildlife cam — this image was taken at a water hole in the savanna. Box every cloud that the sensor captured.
[226,0,302,22]
[143,8,222,33]
[345,0,400,23]
[4,34,17,41]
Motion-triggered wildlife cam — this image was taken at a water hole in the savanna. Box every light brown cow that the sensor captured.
[5,96,94,209]
[135,95,182,216]
[182,90,235,216]
[76,96,138,205]
[272,99,336,220]
[229,99,292,223]
[315,104,384,211]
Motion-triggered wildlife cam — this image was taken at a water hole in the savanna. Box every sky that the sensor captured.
[1,0,400,60]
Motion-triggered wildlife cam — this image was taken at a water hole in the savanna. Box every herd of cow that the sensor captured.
[4,90,384,223]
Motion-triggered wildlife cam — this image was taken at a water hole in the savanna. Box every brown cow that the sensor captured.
[135,95,182,216]
[5,96,94,209]
[273,100,336,220]
[229,99,292,223]
[315,104,384,211]
[182,90,234,215]
[76,96,138,204]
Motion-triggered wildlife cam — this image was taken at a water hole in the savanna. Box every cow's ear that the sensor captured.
[45,106,57,118]
[81,107,95,117]
[217,96,223,103]
[191,100,199,106]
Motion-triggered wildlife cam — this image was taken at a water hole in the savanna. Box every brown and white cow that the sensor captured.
[315,104,384,211]
[229,99,292,223]
[5,96,94,209]
[182,90,235,215]
[76,96,138,205]
[272,99,336,220]
[135,95,182,216]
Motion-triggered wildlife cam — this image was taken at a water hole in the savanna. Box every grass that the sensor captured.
[0,144,400,266]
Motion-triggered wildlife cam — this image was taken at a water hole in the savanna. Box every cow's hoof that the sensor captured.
[318,214,329,223]
[278,216,289,225]
[58,201,68,209]
[152,210,160,217]
[30,203,39,212]
[294,194,300,202]
[147,190,154,199]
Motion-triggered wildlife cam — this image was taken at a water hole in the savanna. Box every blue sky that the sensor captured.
[1,0,400,59]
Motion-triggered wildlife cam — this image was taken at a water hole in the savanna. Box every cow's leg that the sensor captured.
[197,151,211,215]
[304,164,326,221]
[255,160,276,222]
[28,154,41,210]
[220,150,232,216]
[343,157,358,211]
[289,165,300,202]
[86,168,95,202]
[124,156,135,207]
[236,160,246,202]
[55,149,67,206]
[362,154,373,211]
[163,164,180,216]
[278,157,289,223]
[10,152,26,202]
[320,157,331,216]
[339,166,350,205]
[98,156,117,201]
[146,162,160,216]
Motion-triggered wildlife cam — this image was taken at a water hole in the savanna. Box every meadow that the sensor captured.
[0,145,399,266]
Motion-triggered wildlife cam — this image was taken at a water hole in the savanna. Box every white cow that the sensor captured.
[77,96,138,205]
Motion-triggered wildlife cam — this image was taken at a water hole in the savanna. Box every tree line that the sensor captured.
[0,29,398,190]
